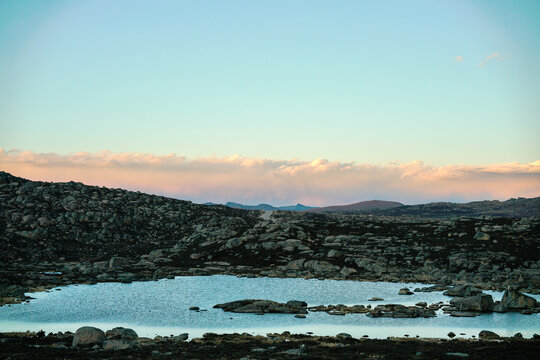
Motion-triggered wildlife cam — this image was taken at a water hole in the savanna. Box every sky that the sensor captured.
[1,0,539,205]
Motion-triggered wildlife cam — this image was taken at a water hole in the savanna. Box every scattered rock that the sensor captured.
[398,288,413,295]
[479,330,500,340]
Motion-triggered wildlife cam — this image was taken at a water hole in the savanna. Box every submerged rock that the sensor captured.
[450,311,480,317]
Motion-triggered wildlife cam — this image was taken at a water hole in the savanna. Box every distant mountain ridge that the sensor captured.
[306,200,403,213]
[304,198,540,218]
[203,202,317,211]
[203,197,540,217]
[224,202,317,211]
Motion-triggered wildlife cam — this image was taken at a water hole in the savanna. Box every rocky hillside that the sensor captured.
[0,171,260,262]
[1,171,539,304]
[346,198,540,218]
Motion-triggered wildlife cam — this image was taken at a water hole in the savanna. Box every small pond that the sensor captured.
[0,276,538,339]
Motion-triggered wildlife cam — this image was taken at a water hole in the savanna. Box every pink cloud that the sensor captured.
[0,149,538,206]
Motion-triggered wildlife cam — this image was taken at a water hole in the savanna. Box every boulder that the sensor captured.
[398,288,414,295]
[105,327,138,341]
[500,290,537,310]
[72,326,106,347]
[479,330,500,339]
[450,294,494,312]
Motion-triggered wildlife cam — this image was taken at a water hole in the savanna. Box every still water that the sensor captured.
[0,275,538,339]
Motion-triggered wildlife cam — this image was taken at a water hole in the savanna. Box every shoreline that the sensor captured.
[2,275,539,341]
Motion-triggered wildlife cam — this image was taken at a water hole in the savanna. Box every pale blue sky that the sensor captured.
[1,0,539,165]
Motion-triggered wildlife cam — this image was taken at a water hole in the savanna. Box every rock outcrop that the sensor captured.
[449,294,494,312]
[500,290,537,310]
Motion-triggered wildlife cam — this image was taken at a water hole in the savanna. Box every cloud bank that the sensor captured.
[1,149,538,206]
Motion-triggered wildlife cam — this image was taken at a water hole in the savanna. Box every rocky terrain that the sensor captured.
[1,170,540,306]
[1,327,539,360]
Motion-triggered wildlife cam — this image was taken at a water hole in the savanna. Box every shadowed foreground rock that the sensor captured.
[2,330,540,360]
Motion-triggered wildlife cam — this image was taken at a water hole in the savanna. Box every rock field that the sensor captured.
[1,171,539,305]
